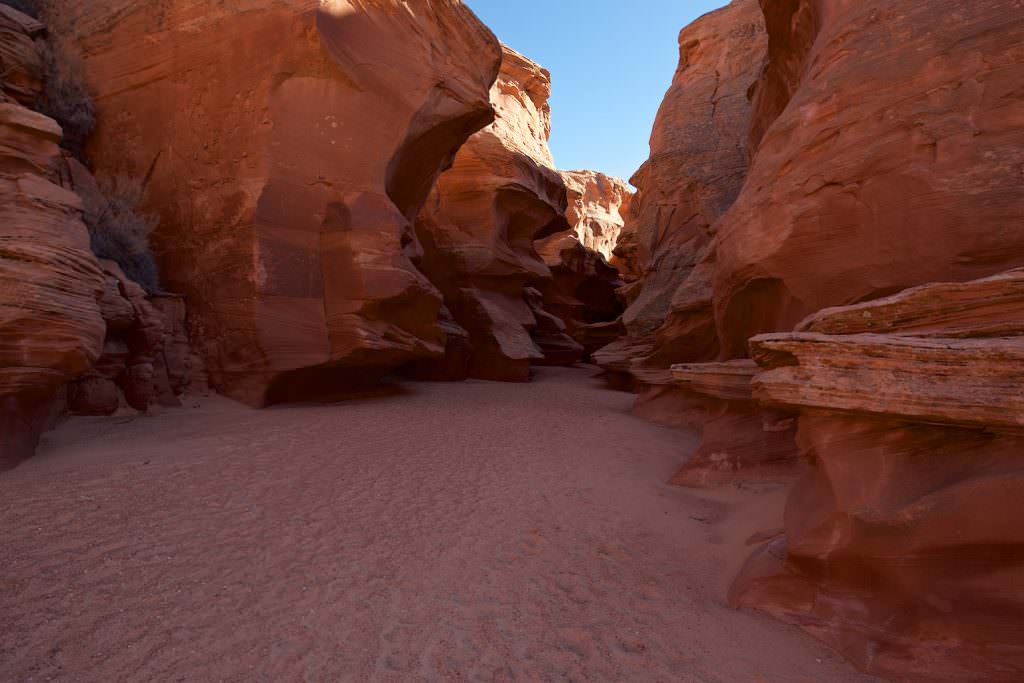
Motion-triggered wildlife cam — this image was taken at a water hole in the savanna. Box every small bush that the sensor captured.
[0,0,41,19]
[37,39,96,158]
[88,176,162,294]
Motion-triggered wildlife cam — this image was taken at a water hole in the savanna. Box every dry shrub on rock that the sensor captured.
[88,176,161,294]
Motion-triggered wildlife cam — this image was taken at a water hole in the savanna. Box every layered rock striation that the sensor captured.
[0,7,105,464]
[559,169,632,261]
[625,0,1024,678]
[666,360,797,488]
[68,0,503,405]
[732,270,1024,681]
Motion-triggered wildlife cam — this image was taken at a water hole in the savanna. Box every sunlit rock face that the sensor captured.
[410,46,574,382]
[65,0,502,405]
[559,170,632,261]
[593,0,767,381]
[518,170,632,361]
[713,0,1024,359]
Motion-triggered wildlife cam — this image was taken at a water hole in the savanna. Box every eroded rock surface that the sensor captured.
[713,0,1024,358]
[412,46,570,381]
[0,5,44,106]
[668,360,797,488]
[559,170,632,261]
[67,0,502,405]
[615,0,766,349]
[533,233,624,359]
[732,269,1024,681]
[592,0,766,393]
[0,101,104,464]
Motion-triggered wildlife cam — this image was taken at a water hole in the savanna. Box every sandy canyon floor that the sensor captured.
[1,367,877,682]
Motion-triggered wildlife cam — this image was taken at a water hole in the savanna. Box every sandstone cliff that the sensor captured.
[532,233,624,360]
[558,170,632,261]
[633,0,1024,679]
[713,0,1024,358]
[593,0,767,380]
[410,46,573,381]
[67,0,502,405]
[0,6,105,464]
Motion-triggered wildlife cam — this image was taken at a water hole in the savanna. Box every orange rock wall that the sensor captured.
[69,0,502,405]
[412,46,571,381]
[714,0,1024,358]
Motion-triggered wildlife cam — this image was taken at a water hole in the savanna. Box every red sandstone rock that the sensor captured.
[533,233,624,358]
[732,268,1024,680]
[0,6,44,106]
[412,46,569,381]
[591,0,766,400]
[150,294,192,403]
[558,170,633,261]
[751,332,1024,430]
[524,286,583,367]
[609,229,641,282]
[797,268,1024,339]
[617,0,766,344]
[667,360,797,488]
[0,103,105,464]
[713,0,1024,359]
[67,377,120,416]
[732,415,1024,682]
[65,258,167,415]
[67,0,502,405]
[56,153,195,414]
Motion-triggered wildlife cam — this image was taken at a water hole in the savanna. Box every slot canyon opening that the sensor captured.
[4,1,1021,681]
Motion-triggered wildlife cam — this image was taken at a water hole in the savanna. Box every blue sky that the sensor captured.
[466,0,729,184]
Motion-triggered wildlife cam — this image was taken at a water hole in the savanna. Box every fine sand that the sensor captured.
[1,367,877,682]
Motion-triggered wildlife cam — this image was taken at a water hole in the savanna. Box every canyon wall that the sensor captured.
[0,4,201,464]
[408,46,573,382]
[593,0,767,381]
[731,271,1024,681]
[629,0,1024,679]
[66,0,503,405]
[533,172,633,361]
[720,3,1024,675]
[0,103,105,464]
[0,7,104,464]
[713,0,1024,358]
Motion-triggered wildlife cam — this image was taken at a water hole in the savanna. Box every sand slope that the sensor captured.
[0,367,876,682]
